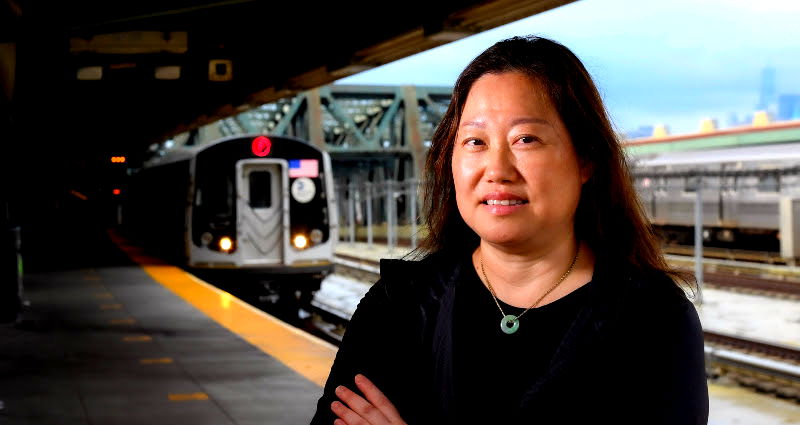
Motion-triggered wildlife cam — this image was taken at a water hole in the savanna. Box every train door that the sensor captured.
[236,161,284,265]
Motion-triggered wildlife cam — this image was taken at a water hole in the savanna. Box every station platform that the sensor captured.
[1,218,334,424]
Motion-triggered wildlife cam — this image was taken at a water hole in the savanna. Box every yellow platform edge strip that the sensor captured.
[168,392,210,401]
[112,234,337,387]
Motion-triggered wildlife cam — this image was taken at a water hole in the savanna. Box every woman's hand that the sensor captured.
[330,374,407,425]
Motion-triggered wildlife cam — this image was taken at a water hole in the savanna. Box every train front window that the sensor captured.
[201,176,234,217]
[249,171,272,208]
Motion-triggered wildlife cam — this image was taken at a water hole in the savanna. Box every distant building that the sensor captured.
[625,125,654,139]
[699,118,718,132]
[727,112,742,127]
[777,94,800,121]
[756,66,777,112]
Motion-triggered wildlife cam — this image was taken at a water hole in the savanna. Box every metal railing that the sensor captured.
[335,179,423,254]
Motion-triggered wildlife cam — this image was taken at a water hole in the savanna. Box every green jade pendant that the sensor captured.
[501,314,520,334]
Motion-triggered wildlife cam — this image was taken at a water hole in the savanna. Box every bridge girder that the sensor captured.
[194,84,453,181]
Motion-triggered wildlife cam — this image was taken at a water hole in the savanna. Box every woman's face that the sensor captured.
[452,71,590,251]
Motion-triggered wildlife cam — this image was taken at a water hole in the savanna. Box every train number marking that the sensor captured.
[291,177,316,203]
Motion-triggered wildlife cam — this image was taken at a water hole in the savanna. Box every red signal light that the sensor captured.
[251,136,271,157]
[112,189,121,195]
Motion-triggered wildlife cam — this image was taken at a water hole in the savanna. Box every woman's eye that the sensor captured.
[516,135,540,145]
[464,138,485,146]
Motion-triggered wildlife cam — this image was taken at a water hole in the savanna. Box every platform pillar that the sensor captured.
[694,184,704,305]
[305,88,326,150]
[779,197,800,265]
[402,86,425,181]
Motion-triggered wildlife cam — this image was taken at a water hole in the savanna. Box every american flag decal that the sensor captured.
[288,159,319,178]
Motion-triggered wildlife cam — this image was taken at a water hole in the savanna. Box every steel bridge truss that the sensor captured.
[218,84,452,182]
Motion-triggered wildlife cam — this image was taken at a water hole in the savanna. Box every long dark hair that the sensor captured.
[418,35,689,287]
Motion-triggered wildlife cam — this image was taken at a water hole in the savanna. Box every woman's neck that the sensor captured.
[472,237,595,307]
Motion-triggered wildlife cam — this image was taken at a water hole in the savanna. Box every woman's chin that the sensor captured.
[478,233,532,249]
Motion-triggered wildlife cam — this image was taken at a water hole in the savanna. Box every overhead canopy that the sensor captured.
[2,0,574,158]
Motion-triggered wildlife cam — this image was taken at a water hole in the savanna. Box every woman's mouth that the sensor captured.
[482,199,528,206]
[480,198,528,215]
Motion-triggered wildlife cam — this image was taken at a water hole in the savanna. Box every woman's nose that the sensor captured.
[484,146,516,183]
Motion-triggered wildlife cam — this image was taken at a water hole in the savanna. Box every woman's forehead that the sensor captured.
[457,72,561,127]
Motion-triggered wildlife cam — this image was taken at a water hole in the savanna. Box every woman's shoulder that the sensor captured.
[379,249,457,274]
[599,264,697,311]
[601,266,703,335]
[373,249,466,301]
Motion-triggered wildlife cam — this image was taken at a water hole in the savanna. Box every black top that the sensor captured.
[310,250,709,425]
[454,260,592,424]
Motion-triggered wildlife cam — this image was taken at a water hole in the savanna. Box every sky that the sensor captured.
[335,0,800,136]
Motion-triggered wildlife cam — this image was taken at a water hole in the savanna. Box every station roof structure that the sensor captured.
[1,0,574,160]
[624,120,800,155]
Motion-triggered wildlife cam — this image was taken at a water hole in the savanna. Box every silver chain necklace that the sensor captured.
[479,247,579,335]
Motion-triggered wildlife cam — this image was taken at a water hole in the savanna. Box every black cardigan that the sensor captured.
[310,251,709,425]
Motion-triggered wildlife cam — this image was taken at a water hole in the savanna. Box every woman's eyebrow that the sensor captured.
[460,120,486,129]
[510,117,550,126]
[459,117,551,128]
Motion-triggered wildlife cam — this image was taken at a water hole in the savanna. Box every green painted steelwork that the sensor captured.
[258,85,451,157]
[317,86,376,149]
[273,95,306,136]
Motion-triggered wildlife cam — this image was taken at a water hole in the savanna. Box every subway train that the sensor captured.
[123,133,338,304]
[628,141,800,261]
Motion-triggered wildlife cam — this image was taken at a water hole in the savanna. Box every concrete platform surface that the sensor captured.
[0,261,328,425]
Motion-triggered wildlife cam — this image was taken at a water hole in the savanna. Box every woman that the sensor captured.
[311,35,708,425]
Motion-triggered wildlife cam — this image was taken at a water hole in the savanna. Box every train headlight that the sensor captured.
[201,232,213,246]
[310,229,323,243]
[292,234,308,249]
[219,236,233,252]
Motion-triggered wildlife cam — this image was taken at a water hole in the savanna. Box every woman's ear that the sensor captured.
[580,160,593,184]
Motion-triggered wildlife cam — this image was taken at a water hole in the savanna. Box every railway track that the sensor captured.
[332,254,381,282]
[705,331,800,401]
[303,257,380,344]
[663,244,793,265]
[701,271,800,298]
[335,251,800,298]
[665,253,800,298]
